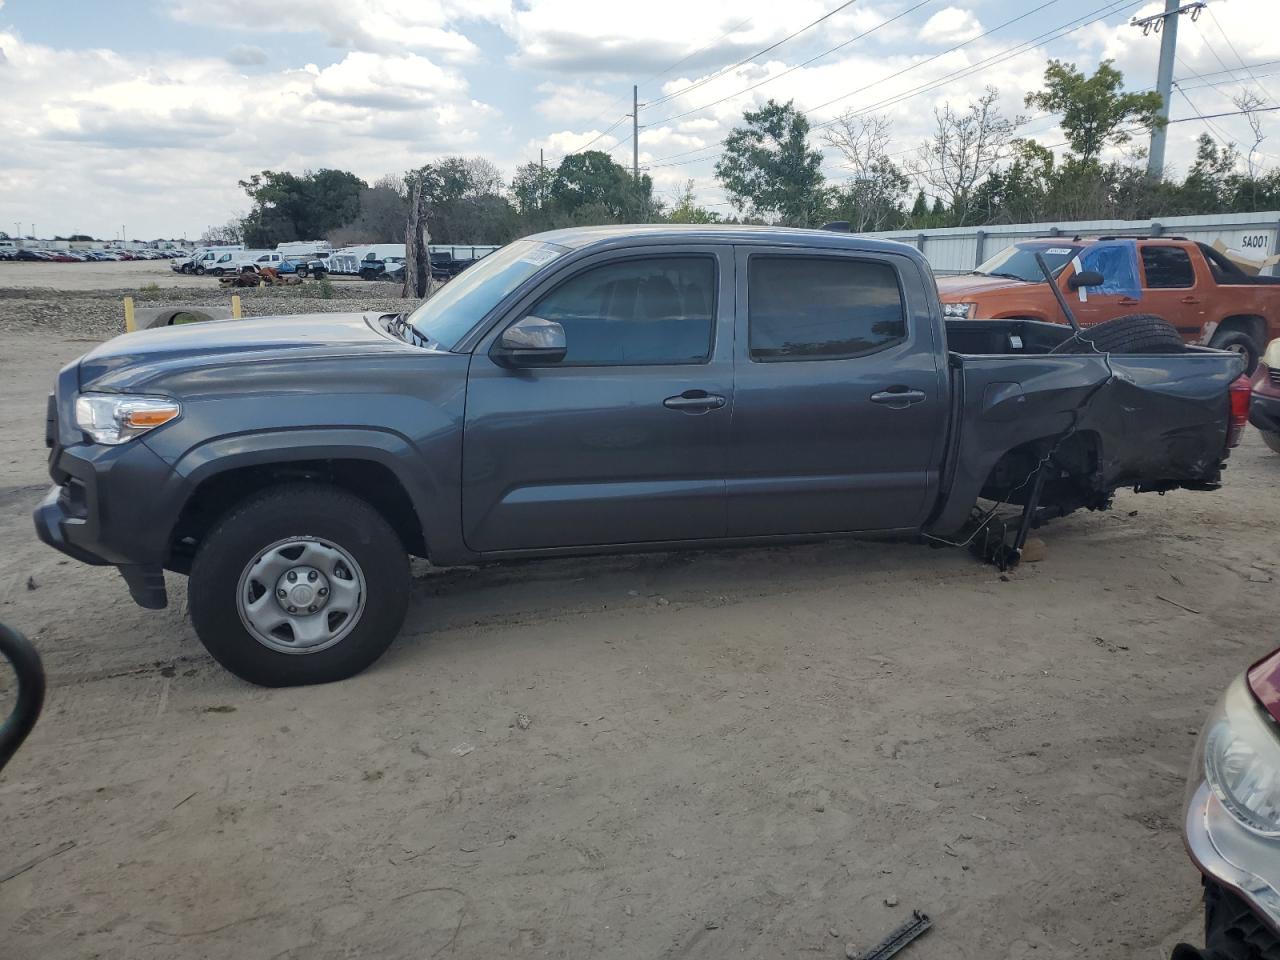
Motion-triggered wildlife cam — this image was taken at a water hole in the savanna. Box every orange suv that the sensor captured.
[936,237,1280,371]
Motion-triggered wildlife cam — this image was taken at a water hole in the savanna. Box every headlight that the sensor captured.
[74,393,181,445]
[1204,676,1280,836]
[943,302,976,318]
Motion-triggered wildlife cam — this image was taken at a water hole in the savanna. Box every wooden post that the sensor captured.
[123,296,135,332]
[231,295,242,319]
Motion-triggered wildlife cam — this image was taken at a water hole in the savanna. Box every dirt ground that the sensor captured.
[1,303,1278,959]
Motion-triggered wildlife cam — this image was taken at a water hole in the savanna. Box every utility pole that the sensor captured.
[631,84,639,180]
[1133,0,1206,179]
[539,148,545,209]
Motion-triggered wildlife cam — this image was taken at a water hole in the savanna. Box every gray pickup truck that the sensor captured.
[34,225,1249,686]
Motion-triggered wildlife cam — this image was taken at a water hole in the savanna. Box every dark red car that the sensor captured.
[1251,339,1280,455]
[1176,648,1280,959]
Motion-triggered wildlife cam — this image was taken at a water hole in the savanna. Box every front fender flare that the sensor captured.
[159,427,464,562]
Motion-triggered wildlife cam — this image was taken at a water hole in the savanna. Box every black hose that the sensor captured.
[0,622,45,774]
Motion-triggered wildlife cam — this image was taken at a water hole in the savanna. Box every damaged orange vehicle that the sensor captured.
[936,237,1280,372]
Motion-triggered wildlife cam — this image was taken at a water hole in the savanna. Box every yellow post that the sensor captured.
[123,296,136,332]
[231,295,242,320]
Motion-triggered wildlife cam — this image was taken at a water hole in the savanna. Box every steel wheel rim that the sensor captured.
[235,536,366,655]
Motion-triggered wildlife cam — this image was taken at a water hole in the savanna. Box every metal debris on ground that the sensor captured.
[850,910,932,960]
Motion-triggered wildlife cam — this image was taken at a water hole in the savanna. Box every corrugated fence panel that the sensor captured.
[863,211,1280,276]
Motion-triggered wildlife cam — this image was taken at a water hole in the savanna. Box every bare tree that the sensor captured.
[822,112,908,232]
[1233,90,1268,180]
[908,87,1022,226]
[401,178,435,301]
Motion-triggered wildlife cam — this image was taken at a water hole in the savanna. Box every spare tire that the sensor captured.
[1052,313,1184,355]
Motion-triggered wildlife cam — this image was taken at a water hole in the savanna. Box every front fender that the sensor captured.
[156,426,468,564]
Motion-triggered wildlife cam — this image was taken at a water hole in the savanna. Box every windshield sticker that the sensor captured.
[518,246,559,267]
[1045,247,1073,255]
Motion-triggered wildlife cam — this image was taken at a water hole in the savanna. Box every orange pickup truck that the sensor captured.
[936,237,1280,371]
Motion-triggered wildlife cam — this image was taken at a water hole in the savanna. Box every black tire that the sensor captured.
[297,265,309,278]
[210,267,224,277]
[1262,430,1280,455]
[194,265,206,275]
[359,267,379,281]
[181,263,193,274]
[1209,329,1261,374]
[188,483,410,687]
[1052,313,1184,355]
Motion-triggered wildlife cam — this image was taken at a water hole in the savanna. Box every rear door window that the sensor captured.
[748,256,906,362]
[1141,246,1196,288]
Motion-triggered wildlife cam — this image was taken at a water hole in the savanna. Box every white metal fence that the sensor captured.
[862,211,1280,276]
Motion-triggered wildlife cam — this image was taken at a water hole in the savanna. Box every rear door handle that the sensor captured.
[663,390,726,413]
[870,387,927,407]
[1180,296,1201,304]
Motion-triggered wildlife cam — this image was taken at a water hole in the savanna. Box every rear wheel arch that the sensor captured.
[980,431,1104,507]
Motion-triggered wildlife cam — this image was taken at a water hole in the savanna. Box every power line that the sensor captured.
[1205,6,1272,103]
[644,0,937,128]
[647,0,865,108]
[636,16,755,92]
[646,0,1136,170]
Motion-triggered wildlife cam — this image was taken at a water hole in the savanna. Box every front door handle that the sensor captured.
[663,390,726,413]
[870,387,927,408]
[1180,296,1201,304]
[1119,297,1140,305]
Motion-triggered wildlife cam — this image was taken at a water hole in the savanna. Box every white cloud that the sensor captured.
[168,0,510,61]
[0,30,500,237]
[919,7,983,45]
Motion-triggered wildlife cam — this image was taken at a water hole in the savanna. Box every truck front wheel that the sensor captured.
[188,484,410,686]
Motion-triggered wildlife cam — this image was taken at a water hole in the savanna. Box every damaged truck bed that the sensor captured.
[937,317,1248,562]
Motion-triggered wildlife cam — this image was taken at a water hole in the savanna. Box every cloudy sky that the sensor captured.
[1,0,1278,240]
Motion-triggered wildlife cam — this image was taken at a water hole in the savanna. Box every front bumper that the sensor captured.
[1251,385,1280,435]
[33,396,180,609]
[1185,781,1280,938]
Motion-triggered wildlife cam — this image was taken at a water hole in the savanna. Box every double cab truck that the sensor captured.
[937,236,1280,372]
[35,225,1249,686]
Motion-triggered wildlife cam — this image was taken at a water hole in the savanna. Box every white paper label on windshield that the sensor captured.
[1045,247,1073,255]
[518,247,559,267]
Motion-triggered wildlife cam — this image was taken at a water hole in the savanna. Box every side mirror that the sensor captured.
[493,315,567,366]
[1068,270,1105,290]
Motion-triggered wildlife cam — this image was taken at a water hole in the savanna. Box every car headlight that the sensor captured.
[1204,676,1280,837]
[943,302,976,318]
[74,393,181,445]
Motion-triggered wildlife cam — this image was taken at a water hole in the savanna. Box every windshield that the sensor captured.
[406,240,566,348]
[974,243,1081,282]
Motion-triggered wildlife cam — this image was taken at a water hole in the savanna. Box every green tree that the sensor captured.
[715,99,825,226]
[1025,60,1164,165]
[666,181,722,224]
[405,156,520,243]
[239,168,366,246]
[549,150,654,222]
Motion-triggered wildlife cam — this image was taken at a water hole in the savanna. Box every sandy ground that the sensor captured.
[1,318,1278,960]
[0,259,368,291]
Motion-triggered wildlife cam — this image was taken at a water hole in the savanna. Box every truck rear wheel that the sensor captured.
[1053,313,1184,355]
[1208,330,1260,373]
[188,484,410,687]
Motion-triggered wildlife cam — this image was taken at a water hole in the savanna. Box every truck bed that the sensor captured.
[927,318,1245,536]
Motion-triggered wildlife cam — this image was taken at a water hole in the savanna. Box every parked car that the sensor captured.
[1175,646,1280,960]
[937,237,1280,372]
[33,225,1250,686]
[1250,338,1280,454]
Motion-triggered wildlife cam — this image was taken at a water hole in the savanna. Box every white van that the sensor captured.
[177,245,244,274]
[276,240,332,258]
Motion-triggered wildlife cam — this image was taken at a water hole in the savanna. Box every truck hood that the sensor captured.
[935,273,1031,299]
[78,312,432,391]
